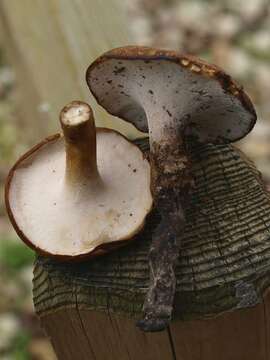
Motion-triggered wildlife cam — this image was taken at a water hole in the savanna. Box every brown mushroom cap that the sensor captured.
[86,46,256,144]
[5,101,153,259]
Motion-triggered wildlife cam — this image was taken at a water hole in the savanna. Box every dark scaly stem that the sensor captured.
[137,140,191,331]
[137,189,185,331]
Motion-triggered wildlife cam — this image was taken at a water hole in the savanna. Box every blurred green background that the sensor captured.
[0,0,269,358]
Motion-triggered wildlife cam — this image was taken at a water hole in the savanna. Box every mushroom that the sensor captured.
[5,101,153,260]
[86,46,257,331]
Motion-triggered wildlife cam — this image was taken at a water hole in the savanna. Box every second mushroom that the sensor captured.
[86,46,257,331]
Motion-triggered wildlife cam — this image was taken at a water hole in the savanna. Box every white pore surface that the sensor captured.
[88,59,254,144]
[9,130,152,256]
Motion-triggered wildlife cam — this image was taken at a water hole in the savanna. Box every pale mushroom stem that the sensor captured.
[60,101,99,185]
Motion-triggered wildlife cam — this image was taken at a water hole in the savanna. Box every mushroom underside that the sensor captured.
[88,58,255,143]
[8,130,152,257]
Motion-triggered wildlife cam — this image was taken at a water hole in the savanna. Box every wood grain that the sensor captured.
[0,0,138,144]
[41,309,175,360]
[40,294,270,360]
[170,292,269,360]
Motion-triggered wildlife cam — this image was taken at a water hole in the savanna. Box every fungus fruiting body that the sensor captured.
[86,46,257,331]
[5,101,153,259]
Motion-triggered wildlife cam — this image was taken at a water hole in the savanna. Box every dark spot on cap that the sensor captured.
[107,80,112,84]
[133,169,137,173]
[199,104,211,111]
[120,91,130,97]
[113,67,126,75]
[148,90,154,95]
[162,105,172,117]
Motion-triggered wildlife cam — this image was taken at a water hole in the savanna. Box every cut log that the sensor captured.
[36,296,270,360]
[33,139,270,359]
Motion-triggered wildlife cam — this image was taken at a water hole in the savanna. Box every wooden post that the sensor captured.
[33,139,270,360]
[34,298,270,359]
[33,255,270,360]
[0,0,138,145]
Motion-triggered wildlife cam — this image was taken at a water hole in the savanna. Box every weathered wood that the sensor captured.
[33,139,270,359]
[170,296,269,360]
[34,141,270,319]
[40,309,175,360]
[263,291,270,357]
[39,293,270,360]
[41,310,95,360]
[0,0,137,145]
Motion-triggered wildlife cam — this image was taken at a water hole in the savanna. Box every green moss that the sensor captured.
[0,238,35,273]
[9,331,31,360]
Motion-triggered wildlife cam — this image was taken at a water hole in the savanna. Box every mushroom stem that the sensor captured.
[138,193,185,331]
[138,133,191,332]
[60,101,99,185]
[147,113,191,194]
[150,139,190,196]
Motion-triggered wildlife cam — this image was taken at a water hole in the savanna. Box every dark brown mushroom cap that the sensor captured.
[86,46,256,143]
